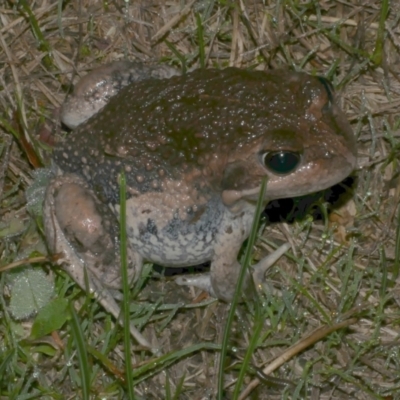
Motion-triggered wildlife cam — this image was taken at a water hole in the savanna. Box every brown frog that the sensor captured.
[43,62,356,348]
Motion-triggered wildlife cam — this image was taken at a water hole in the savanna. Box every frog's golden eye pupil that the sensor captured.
[262,151,300,175]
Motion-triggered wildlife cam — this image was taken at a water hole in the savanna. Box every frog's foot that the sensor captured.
[43,175,156,354]
[251,243,291,288]
[175,243,290,301]
[175,274,218,298]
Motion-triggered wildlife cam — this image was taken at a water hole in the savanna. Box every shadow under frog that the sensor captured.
[43,62,357,350]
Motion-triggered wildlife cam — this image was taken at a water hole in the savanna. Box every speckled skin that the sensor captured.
[61,61,180,129]
[44,64,357,307]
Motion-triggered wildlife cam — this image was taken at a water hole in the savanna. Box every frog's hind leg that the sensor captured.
[61,61,180,129]
[43,174,156,353]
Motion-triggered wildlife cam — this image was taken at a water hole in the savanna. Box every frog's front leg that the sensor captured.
[174,215,248,301]
[176,244,290,302]
[210,241,291,301]
[43,174,154,352]
[176,219,290,302]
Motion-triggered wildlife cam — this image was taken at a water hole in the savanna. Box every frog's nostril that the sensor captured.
[262,151,301,175]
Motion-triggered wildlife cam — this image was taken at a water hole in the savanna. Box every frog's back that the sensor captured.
[53,69,302,200]
[53,68,356,205]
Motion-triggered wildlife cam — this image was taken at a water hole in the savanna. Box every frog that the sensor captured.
[43,62,357,349]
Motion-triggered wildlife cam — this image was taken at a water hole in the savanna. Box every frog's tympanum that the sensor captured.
[43,62,356,346]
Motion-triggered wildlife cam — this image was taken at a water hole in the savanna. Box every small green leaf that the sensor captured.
[26,168,53,218]
[30,297,69,339]
[31,344,58,357]
[9,268,54,320]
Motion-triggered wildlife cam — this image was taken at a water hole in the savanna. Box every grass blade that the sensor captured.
[68,303,91,400]
[217,177,267,399]
[119,171,135,399]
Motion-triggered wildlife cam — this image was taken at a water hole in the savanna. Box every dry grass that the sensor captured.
[1,0,400,399]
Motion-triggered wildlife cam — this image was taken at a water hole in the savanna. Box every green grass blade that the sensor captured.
[371,0,389,66]
[68,303,91,400]
[233,296,263,396]
[119,171,135,399]
[393,205,400,280]
[18,0,54,70]
[195,13,206,68]
[217,177,267,399]
[131,342,220,384]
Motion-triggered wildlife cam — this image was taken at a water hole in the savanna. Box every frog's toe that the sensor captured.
[251,243,291,287]
[175,274,217,298]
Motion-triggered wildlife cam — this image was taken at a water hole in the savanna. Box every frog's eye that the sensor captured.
[317,76,334,105]
[262,151,301,175]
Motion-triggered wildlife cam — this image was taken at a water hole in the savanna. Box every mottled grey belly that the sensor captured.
[122,197,225,267]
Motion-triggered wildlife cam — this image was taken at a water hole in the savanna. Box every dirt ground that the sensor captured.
[1,1,400,399]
